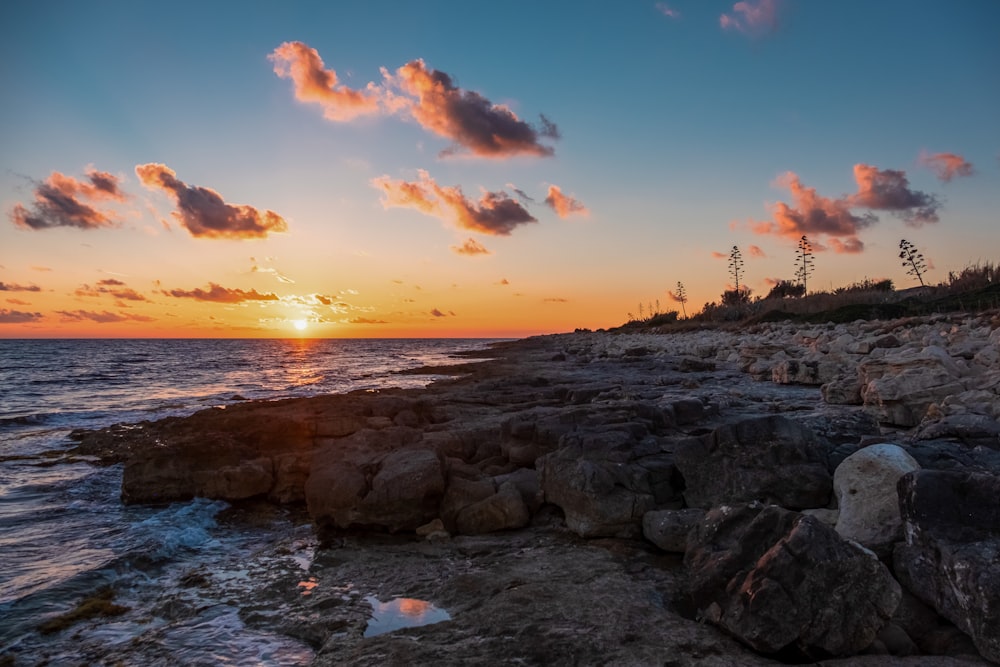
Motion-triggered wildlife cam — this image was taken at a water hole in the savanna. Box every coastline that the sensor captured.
[54,316,1000,664]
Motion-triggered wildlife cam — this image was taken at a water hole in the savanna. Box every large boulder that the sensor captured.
[642,508,704,553]
[685,503,901,658]
[859,345,968,427]
[673,416,832,510]
[539,429,677,538]
[893,469,1000,663]
[833,443,920,553]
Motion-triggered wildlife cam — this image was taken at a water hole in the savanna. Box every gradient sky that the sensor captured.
[2,0,998,338]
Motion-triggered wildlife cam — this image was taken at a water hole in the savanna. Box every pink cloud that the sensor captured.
[56,309,154,323]
[710,251,728,260]
[543,185,589,218]
[721,0,779,36]
[451,238,492,256]
[0,281,42,292]
[918,151,974,183]
[10,168,126,231]
[163,282,280,303]
[269,42,382,121]
[136,163,288,239]
[747,244,766,258]
[372,170,536,236]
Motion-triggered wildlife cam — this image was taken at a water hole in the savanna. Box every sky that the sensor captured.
[1,0,998,338]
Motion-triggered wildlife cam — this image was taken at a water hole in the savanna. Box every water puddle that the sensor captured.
[363,596,450,637]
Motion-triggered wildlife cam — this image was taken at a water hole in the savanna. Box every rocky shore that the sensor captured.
[72,312,1000,665]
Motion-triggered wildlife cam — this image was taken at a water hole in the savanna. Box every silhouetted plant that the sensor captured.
[671,281,688,318]
[795,235,814,294]
[729,245,744,294]
[721,287,751,307]
[765,280,806,300]
[899,239,928,287]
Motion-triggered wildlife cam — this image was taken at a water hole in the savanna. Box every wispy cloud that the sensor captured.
[543,297,569,303]
[56,309,154,323]
[372,170,536,236]
[747,244,766,258]
[10,167,127,231]
[74,279,148,301]
[0,281,42,292]
[430,308,455,317]
[918,150,975,183]
[451,237,492,256]
[720,0,779,36]
[136,164,288,239]
[162,282,280,303]
[655,3,680,19]
[348,317,388,324]
[0,308,43,323]
[543,185,589,218]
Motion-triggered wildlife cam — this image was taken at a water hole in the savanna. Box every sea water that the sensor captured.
[0,338,501,665]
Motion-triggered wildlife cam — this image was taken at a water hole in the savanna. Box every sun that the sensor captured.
[292,319,308,331]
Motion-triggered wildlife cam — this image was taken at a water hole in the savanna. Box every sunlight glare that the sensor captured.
[293,319,308,331]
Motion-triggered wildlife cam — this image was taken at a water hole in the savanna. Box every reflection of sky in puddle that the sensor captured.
[297,577,318,595]
[363,596,451,637]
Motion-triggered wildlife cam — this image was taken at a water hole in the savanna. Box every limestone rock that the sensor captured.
[893,469,1000,663]
[673,415,832,510]
[685,503,901,658]
[859,346,968,427]
[834,443,920,552]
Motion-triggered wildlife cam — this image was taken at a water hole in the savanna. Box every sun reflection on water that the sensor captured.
[363,595,450,637]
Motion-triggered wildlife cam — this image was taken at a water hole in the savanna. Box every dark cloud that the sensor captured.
[10,168,126,231]
[849,164,940,225]
[430,308,455,317]
[56,310,154,323]
[136,163,288,239]
[373,170,537,236]
[0,308,43,323]
[390,59,558,158]
[75,281,148,301]
[163,282,280,303]
[0,282,42,292]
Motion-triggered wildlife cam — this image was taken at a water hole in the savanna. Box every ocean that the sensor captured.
[0,338,503,666]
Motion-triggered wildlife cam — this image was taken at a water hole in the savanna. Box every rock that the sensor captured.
[893,469,1000,663]
[642,508,704,552]
[859,346,968,427]
[833,443,920,553]
[822,373,863,405]
[455,481,531,535]
[771,357,842,386]
[673,415,832,510]
[914,413,1000,448]
[685,503,901,658]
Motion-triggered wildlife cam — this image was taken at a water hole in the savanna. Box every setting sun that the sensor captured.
[293,319,308,331]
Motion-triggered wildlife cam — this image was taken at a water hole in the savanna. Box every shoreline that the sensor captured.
[63,316,1000,664]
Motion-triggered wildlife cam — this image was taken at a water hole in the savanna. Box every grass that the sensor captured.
[37,586,130,635]
[618,261,1000,331]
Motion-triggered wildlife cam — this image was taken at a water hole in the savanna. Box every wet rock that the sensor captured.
[833,443,920,553]
[674,415,832,510]
[685,503,900,658]
[893,469,1000,663]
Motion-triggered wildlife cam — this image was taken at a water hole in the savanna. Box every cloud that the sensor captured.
[6,298,31,306]
[710,251,728,260]
[543,185,589,218]
[163,282,280,303]
[747,244,766,258]
[75,281,148,301]
[509,185,534,203]
[373,170,537,236]
[451,238,492,256]
[136,163,288,239]
[56,309,154,323]
[269,41,382,121]
[753,171,876,253]
[497,278,510,286]
[720,0,779,35]
[0,281,42,292]
[430,308,455,317]
[918,151,974,183]
[10,167,127,231]
[0,308,43,323]
[656,3,680,19]
[387,59,559,158]
[348,317,388,324]
[849,163,940,225]
[250,259,295,283]
[543,297,568,303]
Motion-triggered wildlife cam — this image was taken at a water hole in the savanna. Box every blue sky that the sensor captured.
[1,0,998,336]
